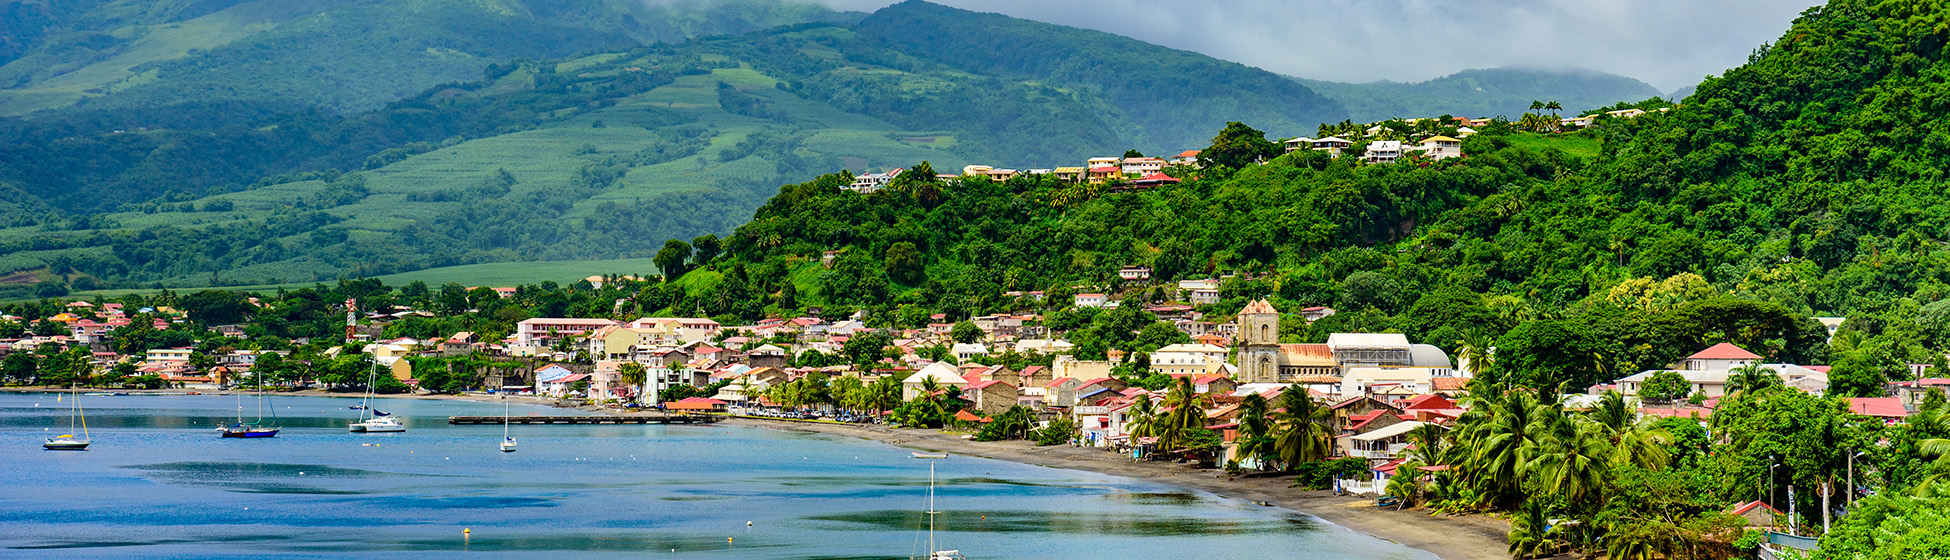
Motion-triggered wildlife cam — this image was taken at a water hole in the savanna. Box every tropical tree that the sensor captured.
[1507,500,1560,559]
[1126,395,1162,441]
[1725,364,1782,397]
[1586,391,1672,470]
[617,363,647,402]
[1235,392,1278,470]
[1274,385,1333,469]
[1159,376,1210,454]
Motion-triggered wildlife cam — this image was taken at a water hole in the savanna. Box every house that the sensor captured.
[1415,136,1463,160]
[1167,150,1201,166]
[539,372,589,397]
[1364,140,1404,164]
[1073,293,1110,308]
[1329,395,1403,430]
[1119,267,1152,281]
[902,362,970,400]
[1177,278,1219,291]
[1192,374,1236,395]
[1300,306,1336,322]
[1042,377,1083,408]
[746,344,788,368]
[966,380,1019,415]
[1685,343,1761,371]
[847,168,904,193]
[1728,500,1785,528]
[1086,166,1121,183]
[1311,136,1352,156]
[1128,173,1181,189]
[1282,137,1311,153]
[1605,108,1648,119]
[1120,157,1166,176]
[1341,419,1432,461]
[1052,167,1085,182]
[951,343,989,363]
[1151,343,1228,375]
[1562,115,1597,128]
[516,318,619,346]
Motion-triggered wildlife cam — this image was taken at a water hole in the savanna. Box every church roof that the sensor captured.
[1276,344,1336,366]
[1240,299,1278,315]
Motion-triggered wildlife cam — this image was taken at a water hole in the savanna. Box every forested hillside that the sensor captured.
[0,1,1356,292]
[644,0,1950,396]
[1295,66,1668,123]
[0,0,853,115]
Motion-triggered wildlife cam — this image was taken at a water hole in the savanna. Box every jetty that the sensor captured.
[448,413,722,425]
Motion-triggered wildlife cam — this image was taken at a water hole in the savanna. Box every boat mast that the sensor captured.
[927,460,936,555]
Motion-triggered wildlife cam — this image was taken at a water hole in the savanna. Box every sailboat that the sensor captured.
[499,394,517,452]
[911,452,965,560]
[44,381,90,450]
[219,370,279,438]
[349,360,405,433]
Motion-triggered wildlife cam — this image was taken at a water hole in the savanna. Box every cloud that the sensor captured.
[818,0,1818,92]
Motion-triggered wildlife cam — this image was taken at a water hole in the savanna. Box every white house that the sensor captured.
[1074,293,1109,308]
[847,168,904,193]
[1120,157,1166,176]
[951,343,989,363]
[1150,343,1229,375]
[1364,140,1404,164]
[902,362,970,400]
[1416,136,1463,160]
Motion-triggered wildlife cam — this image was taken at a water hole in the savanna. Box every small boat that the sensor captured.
[348,361,405,433]
[220,369,279,439]
[349,416,405,433]
[499,394,517,452]
[911,453,966,560]
[45,374,91,451]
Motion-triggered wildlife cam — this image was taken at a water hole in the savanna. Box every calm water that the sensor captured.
[0,393,1435,559]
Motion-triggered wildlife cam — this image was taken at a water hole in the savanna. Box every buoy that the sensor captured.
[746,521,753,526]
[727,537,733,544]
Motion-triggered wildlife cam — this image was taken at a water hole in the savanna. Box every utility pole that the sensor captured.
[1789,484,1797,536]
[1821,481,1831,534]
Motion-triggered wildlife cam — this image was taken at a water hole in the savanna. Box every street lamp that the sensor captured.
[1848,450,1867,508]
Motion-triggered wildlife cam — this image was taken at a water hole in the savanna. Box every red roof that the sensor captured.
[1174,149,1200,158]
[1401,394,1458,410]
[1728,500,1785,516]
[1847,397,1909,418]
[1688,343,1761,360]
[1134,172,1181,183]
[1044,377,1077,388]
[952,410,991,423]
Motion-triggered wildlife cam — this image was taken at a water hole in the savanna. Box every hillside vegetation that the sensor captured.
[0,0,853,115]
[0,1,1354,292]
[658,0,1950,395]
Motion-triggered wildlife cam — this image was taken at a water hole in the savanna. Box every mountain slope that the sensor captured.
[1294,66,1664,123]
[0,0,1353,290]
[850,0,1346,154]
[0,0,854,115]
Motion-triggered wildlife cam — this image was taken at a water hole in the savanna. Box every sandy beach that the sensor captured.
[727,417,1512,560]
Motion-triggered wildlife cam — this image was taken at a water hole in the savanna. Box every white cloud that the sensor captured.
[817,0,1818,92]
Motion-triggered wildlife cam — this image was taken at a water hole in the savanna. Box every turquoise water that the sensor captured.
[0,393,1436,559]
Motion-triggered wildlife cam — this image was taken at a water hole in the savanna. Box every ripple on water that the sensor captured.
[801,509,1322,536]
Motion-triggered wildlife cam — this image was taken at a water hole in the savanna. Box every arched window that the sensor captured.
[1259,356,1272,377]
[1259,324,1270,342]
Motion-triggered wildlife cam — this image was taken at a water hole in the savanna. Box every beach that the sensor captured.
[728,417,1512,560]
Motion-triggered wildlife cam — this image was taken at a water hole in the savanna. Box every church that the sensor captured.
[1234,299,1458,396]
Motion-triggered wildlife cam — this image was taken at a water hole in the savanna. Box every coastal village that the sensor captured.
[6,268,1936,520]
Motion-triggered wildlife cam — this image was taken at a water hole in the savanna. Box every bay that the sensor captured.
[0,393,1436,559]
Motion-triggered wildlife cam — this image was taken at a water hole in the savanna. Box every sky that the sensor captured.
[815,0,1821,93]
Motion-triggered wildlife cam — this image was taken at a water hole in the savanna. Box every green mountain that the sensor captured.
[654,0,1950,389]
[0,0,854,115]
[1294,66,1665,123]
[0,0,1350,291]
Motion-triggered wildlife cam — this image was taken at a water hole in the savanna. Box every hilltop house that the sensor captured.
[1416,136,1463,159]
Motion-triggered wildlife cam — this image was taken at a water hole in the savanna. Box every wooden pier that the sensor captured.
[448,414,721,425]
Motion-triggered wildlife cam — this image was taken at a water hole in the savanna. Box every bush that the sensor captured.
[1290,457,1370,490]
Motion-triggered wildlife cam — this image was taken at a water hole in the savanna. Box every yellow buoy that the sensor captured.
[727,537,733,544]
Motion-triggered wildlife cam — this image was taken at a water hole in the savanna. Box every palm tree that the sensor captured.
[1507,500,1559,559]
[1274,385,1333,469]
[1525,407,1608,508]
[1528,100,1545,112]
[1726,364,1782,396]
[1384,458,1425,509]
[1126,395,1162,441]
[1544,101,1563,116]
[1586,391,1672,469]
[1236,393,1277,470]
[1913,406,1950,496]
[1159,377,1209,453]
[1468,391,1546,505]
[617,363,647,403]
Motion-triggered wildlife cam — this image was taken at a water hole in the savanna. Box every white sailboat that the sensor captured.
[499,394,517,452]
[44,379,90,450]
[912,452,965,560]
[349,360,405,433]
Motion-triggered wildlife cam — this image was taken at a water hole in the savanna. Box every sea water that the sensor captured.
[0,393,1435,559]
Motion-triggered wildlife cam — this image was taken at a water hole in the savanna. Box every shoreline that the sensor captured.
[6,387,1507,558]
[724,417,1510,560]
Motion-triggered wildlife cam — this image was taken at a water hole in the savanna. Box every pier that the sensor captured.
[447,414,722,425]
